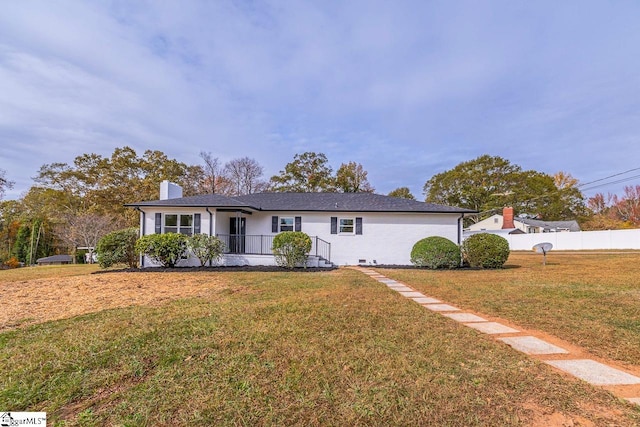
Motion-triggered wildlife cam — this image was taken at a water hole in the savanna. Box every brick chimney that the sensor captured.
[502,207,515,229]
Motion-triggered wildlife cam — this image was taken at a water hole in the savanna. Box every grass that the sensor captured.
[0,264,100,283]
[378,252,640,366]
[1,267,639,425]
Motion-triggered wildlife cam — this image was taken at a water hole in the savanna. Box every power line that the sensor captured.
[578,166,640,188]
[580,173,640,193]
[470,167,640,217]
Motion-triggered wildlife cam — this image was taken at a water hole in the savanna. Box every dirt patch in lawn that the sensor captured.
[0,272,236,331]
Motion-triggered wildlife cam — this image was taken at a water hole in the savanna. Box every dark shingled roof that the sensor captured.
[127,192,475,214]
[518,218,581,232]
[36,255,73,263]
[125,193,254,208]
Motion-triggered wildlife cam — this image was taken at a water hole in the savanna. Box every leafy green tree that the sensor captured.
[34,146,195,224]
[12,225,30,264]
[270,152,337,192]
[135,233,188,268]
[10,220,52,265]
[272,231,312,268]
[423,155,585,221]
[335,162,375,193]
[0,200,23,261]
[188,234,225,266]
[388,187,415,200]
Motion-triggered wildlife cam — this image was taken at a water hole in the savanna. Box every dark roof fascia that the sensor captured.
[216,208,254,215]
[245,208,475,214]
[125,202,259,211]
[126,205,473,214]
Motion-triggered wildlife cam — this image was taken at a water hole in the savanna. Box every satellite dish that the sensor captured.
[532,242,553,265]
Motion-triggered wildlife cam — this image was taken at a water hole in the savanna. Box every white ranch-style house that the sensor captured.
[127,181,475,267]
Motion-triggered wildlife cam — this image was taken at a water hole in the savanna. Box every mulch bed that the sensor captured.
[94,265,337,274]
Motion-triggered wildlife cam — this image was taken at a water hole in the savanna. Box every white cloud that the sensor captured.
[0,0,639,200]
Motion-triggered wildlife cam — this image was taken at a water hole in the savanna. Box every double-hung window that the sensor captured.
[339,218,355,234]
[280,217,294,232]
[164,214,194,235]
[272,216,301,232]
[331,216,362,235]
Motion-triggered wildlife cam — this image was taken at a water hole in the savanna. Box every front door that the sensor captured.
[229,217,246,253]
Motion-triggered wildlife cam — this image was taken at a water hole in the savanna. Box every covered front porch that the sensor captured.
[216,233,331,264]
[214,211,332,265]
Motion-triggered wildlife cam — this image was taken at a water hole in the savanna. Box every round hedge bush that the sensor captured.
[272,231,312,269]
[410,236,461,269]
[462,233,510,269]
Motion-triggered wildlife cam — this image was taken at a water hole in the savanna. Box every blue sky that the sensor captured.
[1,1,639,200]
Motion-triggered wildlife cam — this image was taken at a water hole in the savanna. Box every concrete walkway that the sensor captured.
[354,267,640,406]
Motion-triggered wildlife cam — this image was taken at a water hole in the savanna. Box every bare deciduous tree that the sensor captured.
[0,168,14,200]
[199,151,223,194]
[223,157,266,196]
[57,213,117,263]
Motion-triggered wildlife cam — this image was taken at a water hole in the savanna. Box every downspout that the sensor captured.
[135,207,145,267]
[205,207,214,267]
[458,213,465,267]
[205,207,213,236]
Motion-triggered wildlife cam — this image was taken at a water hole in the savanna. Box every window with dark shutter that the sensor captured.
[355,217,363,235]
[155,213,162,234]
[194,214,201,234]
[295,216,302,232]
[331,217,337,234]
[272,216,279,233]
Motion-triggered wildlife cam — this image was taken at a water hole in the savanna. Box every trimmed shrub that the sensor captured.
[135,233,188,268]
[189,234,225,266]
[272,231,312,269]
[97,227,139,268]
[410,236,460,269]
[462,233,510,269]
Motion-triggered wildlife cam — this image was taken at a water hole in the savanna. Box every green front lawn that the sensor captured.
[1,267,638,425]
[378,252,640,366]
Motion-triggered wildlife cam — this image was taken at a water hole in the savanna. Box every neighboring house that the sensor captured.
[36,255,73,265]
[126,181,475,267]
[467,207,580,234]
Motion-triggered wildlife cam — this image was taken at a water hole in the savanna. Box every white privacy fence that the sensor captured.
[505,229,640,251]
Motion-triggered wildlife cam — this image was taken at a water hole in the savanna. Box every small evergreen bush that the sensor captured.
[462,233,510,269]
[135,233,188,268]
[188,234,225,266]
[410,236,460,269]
[272,231,312,269]
[97,228,139,268]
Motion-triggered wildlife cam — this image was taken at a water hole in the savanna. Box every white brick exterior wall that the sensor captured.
[138,208,463,266]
